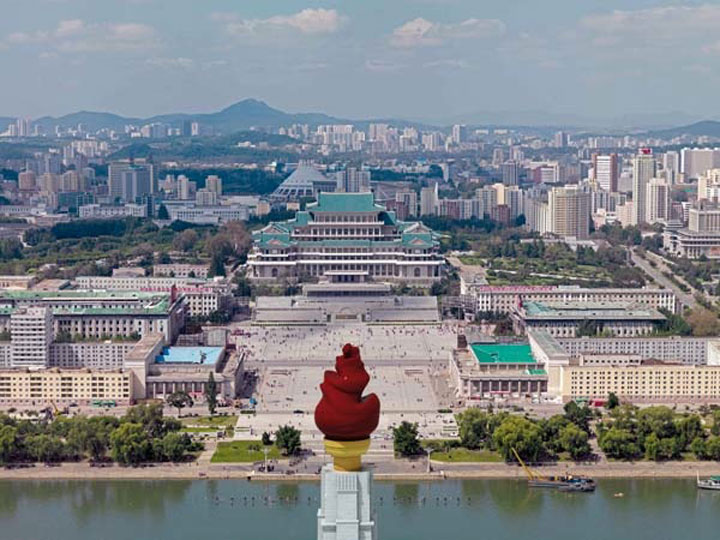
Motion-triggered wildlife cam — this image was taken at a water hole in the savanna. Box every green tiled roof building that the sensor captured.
[248,192,444,285]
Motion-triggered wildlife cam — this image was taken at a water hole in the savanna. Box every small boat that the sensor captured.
[697,473,720,491]
[613,492,624,498]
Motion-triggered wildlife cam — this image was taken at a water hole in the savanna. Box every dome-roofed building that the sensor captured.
[270,162,338,202]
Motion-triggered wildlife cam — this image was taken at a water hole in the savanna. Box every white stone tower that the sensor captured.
[317,465,376,540]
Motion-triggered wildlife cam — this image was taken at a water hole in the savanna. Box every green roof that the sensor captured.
[471,343,536,364]
[308,192,382,213]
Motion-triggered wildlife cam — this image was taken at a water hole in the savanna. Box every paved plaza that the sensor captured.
[233,322,460,447]
[235,323,458,364]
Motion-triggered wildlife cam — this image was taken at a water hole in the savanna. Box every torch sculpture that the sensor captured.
[315,343,380,540]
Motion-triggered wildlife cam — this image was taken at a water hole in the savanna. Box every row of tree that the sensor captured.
[392,402,596,462]
[597,405,720,461]
[0,404,201,465]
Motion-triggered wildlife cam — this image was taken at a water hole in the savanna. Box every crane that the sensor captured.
[511,447,545,482]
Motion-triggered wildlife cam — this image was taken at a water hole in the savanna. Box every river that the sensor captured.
[0,479,717,540]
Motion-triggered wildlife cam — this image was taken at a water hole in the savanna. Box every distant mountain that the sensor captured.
[15,99,435,135]
[648,120,720,139]
[0,117,14,130]
[24,99,348,134]
[34,111,141,132]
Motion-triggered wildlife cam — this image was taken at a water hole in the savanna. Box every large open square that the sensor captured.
[234,323,460,445]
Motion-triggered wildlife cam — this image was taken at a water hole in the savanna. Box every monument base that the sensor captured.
[317,464,376,540]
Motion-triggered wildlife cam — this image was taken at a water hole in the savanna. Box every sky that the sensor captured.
[2,0,720,125]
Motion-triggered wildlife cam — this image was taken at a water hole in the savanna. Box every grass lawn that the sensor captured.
[431,448,504,463]
[181,427,218,433]
[211,441,282,463]
[181,415,237,428]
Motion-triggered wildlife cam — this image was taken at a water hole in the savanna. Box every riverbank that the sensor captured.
[2,459,719,481]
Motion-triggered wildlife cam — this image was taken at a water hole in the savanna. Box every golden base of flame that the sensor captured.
[324,438,371,472]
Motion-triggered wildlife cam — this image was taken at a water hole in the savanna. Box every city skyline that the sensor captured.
[3,1,720,126]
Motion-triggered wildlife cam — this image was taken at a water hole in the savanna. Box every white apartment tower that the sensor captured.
[631,150,657,225]
[10,307,53,368]
[646,178,671,224]
[593,154,618,192]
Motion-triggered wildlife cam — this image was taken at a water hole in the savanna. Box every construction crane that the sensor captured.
[511,447,544,481]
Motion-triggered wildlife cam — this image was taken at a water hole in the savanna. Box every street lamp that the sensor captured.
[426,448,434,474]
[263,446,270,472]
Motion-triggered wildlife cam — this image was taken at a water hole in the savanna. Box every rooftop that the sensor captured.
[470,343,537,364]
[155,346,224,365]
[308,192,382,213]
[521,301,665,321]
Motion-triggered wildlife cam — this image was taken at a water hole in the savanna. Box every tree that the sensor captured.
[559,424,591,460]
[204,372,218,416]
[392,421,422,457]
[110,423,152,465]
[493,416,544,463]
[705,436,720,460]
[690,437,707,459]
[457,409,492,450]
[563,401,593,433]
[261,431,273,446]
[687,307,720,337]
[637,406,676,440]
[166,391,193,418]
[157,204,170,220]
[172,229,198,252]
[599,427,639,460]
[208,255,226,278]
[644,433,661,461]
[606,392,620,410]
[275,425,301,456]
[0,425,17,463]
[676,415,703,448]
[26,434,65,463]
[160,432,190,462]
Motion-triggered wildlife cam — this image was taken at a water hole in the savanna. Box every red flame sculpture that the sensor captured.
[314,343,380,442]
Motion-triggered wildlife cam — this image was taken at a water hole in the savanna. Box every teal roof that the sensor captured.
[308,192,382,213]
[471,343,536,364]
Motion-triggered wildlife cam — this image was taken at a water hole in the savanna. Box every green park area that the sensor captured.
[211,441,281,463]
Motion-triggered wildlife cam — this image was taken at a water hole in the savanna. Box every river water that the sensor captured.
[0,479,717,540]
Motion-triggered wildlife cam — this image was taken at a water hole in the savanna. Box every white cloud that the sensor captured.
[391,17,505,47]
[423,59,468,69]
[221,8,345,36]
[364,59,405,72]
[3,19,158,53]
[581,5,720,46]
[145,57,195,69]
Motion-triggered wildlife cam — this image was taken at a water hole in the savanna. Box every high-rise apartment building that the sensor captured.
[10,307,53,368]
[501,161,519,186]
[646,178,671,224]
[205,175,222,196]
[177,175,196,200]
[337,168,371,193]
[592,153,618,192]
[18,170,36,192]
[420,184,438,216]
[681,148,720,180]
[631,150,657,225]
[451,124,467,145]
[549,185,590,239]
[108,162,154,203]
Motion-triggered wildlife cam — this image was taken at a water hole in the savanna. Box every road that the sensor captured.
[630,250,698,310]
